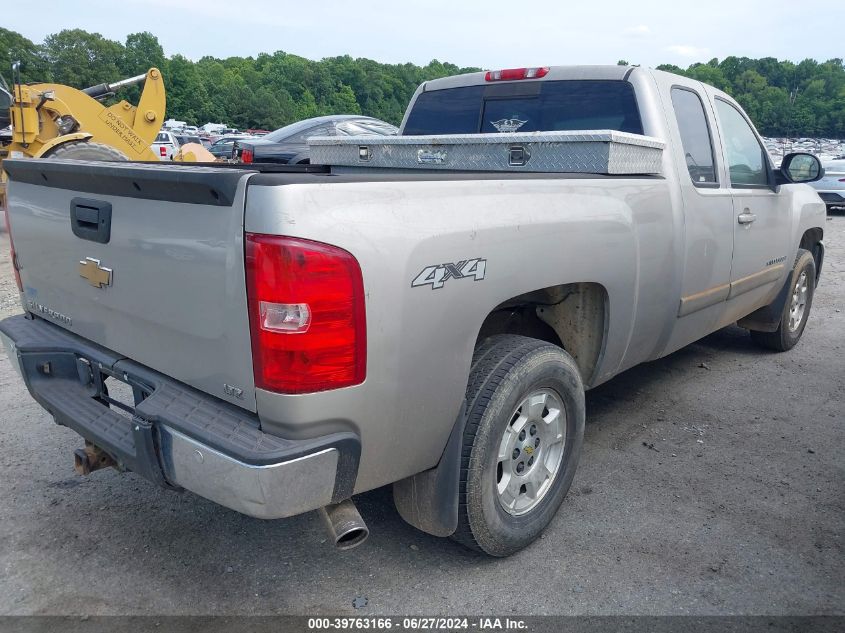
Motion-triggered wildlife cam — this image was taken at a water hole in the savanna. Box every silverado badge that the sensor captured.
[79,257,112,288]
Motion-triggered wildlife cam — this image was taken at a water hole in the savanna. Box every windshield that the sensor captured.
[403,80,643,136]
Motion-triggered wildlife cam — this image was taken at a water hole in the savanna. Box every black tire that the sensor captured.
[43,141,128,161]
[750,249,816,352]
[452,335,585,556]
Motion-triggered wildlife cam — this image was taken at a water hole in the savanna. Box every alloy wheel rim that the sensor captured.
[788,271,809,332]
[496,388,566,516]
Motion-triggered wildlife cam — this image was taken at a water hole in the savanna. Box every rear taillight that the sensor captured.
[485,67,549,81]
[245,234,366,394]
[160,146,167,156]
[2,194,22,292]
[241,148,254,164]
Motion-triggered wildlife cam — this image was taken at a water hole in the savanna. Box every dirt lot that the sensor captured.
[0,218,842,616]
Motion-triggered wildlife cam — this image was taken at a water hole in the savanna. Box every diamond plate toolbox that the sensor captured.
[308,130,664,174]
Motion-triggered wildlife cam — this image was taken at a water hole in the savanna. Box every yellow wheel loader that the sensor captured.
[0,63,166,206]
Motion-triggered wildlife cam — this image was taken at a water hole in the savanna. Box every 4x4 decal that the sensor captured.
[412,258,486,290]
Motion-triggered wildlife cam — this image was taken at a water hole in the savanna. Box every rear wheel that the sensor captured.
[750,249,816,352]
[452,335,585,556]
[43,141,128,162]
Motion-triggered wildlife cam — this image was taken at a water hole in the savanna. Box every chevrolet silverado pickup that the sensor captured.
[0,66,826,556]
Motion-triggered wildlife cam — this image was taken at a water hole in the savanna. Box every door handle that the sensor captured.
[737,211,757,225]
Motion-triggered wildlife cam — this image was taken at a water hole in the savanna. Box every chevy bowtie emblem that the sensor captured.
[79,257,112,288]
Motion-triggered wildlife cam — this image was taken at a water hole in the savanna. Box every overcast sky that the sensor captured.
[6,0,841,69]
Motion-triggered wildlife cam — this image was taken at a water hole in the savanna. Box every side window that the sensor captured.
[671,88,717,185]
[715,99,769,187]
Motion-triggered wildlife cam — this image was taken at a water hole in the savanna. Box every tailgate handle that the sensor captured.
[70,198,112,244]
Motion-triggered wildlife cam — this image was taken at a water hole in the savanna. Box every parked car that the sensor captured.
[174,135,202,147]
[1,65,826,556]
[151,130,180,161]
[233,115,398,164]
[208,135,252,159]
[811,158,845,210]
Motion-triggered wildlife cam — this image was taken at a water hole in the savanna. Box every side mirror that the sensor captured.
[778,152,824,184]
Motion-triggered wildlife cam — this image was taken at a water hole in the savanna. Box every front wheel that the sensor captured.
[452,335,585,556]
[750,249,816,352]
[42,141,129,162]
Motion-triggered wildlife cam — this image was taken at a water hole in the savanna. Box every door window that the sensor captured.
[671,87,717,185]
[715,99,769,187]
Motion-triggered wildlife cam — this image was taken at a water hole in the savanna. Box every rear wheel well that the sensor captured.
[475,283,607,385]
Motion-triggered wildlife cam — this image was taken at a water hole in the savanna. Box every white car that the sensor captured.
[151,131,180,161]
[812,157,845,210]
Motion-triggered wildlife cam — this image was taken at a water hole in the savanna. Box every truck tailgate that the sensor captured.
[3,159,259,411]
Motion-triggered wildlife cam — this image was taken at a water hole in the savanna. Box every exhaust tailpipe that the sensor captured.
[318,500,369,550]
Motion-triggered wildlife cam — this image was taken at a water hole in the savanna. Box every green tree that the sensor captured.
[163,54,212,125]
[116,32,166,103]
[327,84,362,115]
[0,28,51,83]
[686,62,732,91]
[42,29,124,88]
[120,32,165,76]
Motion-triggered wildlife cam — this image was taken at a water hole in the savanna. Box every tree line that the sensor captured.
[2,27,843,137]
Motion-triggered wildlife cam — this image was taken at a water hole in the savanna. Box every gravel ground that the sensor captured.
[0,217,842,616]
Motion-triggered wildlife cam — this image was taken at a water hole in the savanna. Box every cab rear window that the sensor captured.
[403,80,643,136]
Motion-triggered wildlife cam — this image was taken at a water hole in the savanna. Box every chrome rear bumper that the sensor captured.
[158,427,339,518]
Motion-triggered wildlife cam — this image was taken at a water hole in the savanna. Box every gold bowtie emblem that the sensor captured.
[524,445,534,455]
[79,257,112,288]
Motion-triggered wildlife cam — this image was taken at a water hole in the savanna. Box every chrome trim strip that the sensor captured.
[157,426,338,519]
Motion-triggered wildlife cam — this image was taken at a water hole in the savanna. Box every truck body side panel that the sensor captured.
[245,176,675,492]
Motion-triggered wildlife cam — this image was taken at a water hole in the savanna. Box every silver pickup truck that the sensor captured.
[0,65,826,556]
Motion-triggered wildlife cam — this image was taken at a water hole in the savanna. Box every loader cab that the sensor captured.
[0,73,12,130]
